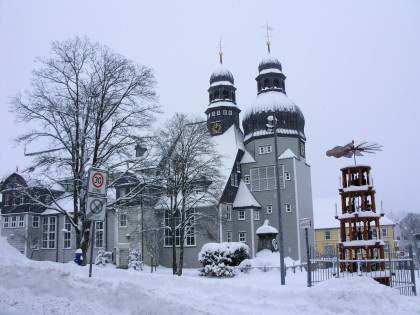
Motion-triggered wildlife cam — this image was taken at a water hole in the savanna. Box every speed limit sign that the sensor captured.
[87,168,108,196]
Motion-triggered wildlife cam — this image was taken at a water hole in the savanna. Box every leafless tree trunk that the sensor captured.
[10,36,159,264]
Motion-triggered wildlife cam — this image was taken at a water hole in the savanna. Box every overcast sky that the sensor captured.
[1,0,419,216]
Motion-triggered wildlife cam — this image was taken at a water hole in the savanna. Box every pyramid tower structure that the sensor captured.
[335,164,389,284]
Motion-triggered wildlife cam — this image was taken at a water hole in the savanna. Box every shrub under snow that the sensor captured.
[128,248,142,271]
[198,242,250,277]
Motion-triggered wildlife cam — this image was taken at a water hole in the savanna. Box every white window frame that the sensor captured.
[216,110,220,115]
[244,175,250,184]
[285,204,292,213]
[227,231,232,243]
[226,204,232,221]
[5,195,10,206]
[63,217,72,249]
[228,110,232,115]
[253,210,260,221]
[223,110,227,115]
[250,165,284,191]
[120,214,127,227]
[238,210,245,220]
[3,216,9,228]
[259,146,265,154]
[32,216,40,228]
[265,145,272,153]
[267,205,273,214]
[18,215,24,228]
[285,172,291,181]
[20,195,25,204]
[42,216,56,249]
[164,209,195,247]
[95,221,104,248]
[382,228,387,237]
[239,232,246,243]
[212,111,215,116]
[325,230,331,240]
[230,173,238,187]
[11,216,17,228]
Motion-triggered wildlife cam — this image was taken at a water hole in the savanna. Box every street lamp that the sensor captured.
[266,115,286,285]
[61,228,68,263]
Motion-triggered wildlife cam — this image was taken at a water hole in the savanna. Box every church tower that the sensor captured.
[205,48,241,136]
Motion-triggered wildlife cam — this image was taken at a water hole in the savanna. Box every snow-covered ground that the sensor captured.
[0,236,419,315]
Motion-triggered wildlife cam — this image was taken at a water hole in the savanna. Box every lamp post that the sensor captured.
[266,115,286,285]
[61,228,68,263]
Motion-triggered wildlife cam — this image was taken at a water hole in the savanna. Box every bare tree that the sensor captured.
[399,212,420,257]
[153,113,223,275]
[10,36,159,263]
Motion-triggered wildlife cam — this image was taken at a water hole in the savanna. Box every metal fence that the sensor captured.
[309,244,417,296]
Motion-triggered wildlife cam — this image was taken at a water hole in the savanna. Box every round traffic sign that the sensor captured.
[92,172,105,189]
[90,198,104,214]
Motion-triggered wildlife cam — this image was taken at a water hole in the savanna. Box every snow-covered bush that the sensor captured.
[95,249,107,267]
[128,248,142,271]
[198,242,250,277]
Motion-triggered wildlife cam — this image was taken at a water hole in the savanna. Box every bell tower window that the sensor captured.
[223,90,229,99]
[274,78,280,88]
[264,78,270,88]
[214,90,220,99]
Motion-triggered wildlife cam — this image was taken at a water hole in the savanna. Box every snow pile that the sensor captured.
[240,249,299,269]
[0,235,419,315]
[256,219,278,234]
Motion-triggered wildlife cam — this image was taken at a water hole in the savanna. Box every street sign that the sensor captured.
[299,218,311,229]
[86,196,107,221]
[87,168,108,196]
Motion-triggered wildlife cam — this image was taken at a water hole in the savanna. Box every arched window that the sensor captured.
[232,91,236,101]
[214,91,220,99]
[274,78,280,88]
[223,90,229,99]
[264,78,270,88]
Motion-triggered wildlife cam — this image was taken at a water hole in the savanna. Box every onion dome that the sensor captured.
[242,54,305,143]
[209,66,234,85]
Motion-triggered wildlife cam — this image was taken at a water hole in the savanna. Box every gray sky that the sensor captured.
[1,0,419,215]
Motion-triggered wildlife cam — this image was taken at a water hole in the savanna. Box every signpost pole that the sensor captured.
[306,227,311,287]
[89,220,95,278]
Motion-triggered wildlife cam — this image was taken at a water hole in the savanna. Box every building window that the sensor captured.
[253,210,260,221]
[217,110,220,115]
[382,228,387,237]
[285,172,291,181]
[42,216,56,249]
[226,204,232,221]
[244,175,250,184]
[223,110,227,115]
[95,221,104,248]
[239,232,246,243]
[238,210,245,220]
[267,205,273,214]
[11,216,17,228]
[12,196,17,206]
[164,209,195,247]
[227,231,232,242]
[120,214,127,227]
[285,204,292,213]
[228,110,232,115]
[3,217,9,228]
[18,215,24,228]
[212,111,215,116]
[236,162,241,173]
[230,173,238,187]
[259,146,266,154]
[372,228,377,238]
[45,195,51,204]
[396,236,400,240]
[5,195,10,206]
[32,216,40,228]
[325,230,331,240]
[250,165,284,191]
[20,195,25,204]
[64,217,72,249]
[265,145,272,153]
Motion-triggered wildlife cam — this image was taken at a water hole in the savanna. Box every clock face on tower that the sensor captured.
[300,141,306,157]
[211,121,222,134]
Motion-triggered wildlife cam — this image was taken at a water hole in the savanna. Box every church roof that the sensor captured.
[232,180,261,209]
[210,66,234,85]
[279,148,298,160]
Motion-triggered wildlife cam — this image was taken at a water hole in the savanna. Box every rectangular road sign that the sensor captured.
[87,167,108,196]
[86,196,107,221]
[299,218,311,229]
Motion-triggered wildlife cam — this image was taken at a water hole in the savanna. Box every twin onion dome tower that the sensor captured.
[205,41,306,156]
[204,38,314,262]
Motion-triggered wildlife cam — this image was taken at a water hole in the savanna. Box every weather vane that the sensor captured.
[218,39,224,65]
[263,23,273,53]
[326,140,382,164]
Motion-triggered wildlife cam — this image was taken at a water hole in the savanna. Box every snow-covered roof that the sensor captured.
[243,91,297,118]
[244,128,304,142]
[209,80,234,87]
[207,100,238,110]
[259,68,282,75]
[256,219,278,234]
[313,197,395,229]
[240,150,256,164]
[341,185,372,193]
[278,148,297,160]
[232,180,261,209]
[340,240,385,247]
[212,125,246,188]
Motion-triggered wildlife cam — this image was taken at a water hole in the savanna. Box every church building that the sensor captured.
[206,44,314,262]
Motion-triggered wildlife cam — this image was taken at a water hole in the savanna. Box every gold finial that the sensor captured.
[218,39,224,65]
[263,23,273,53]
